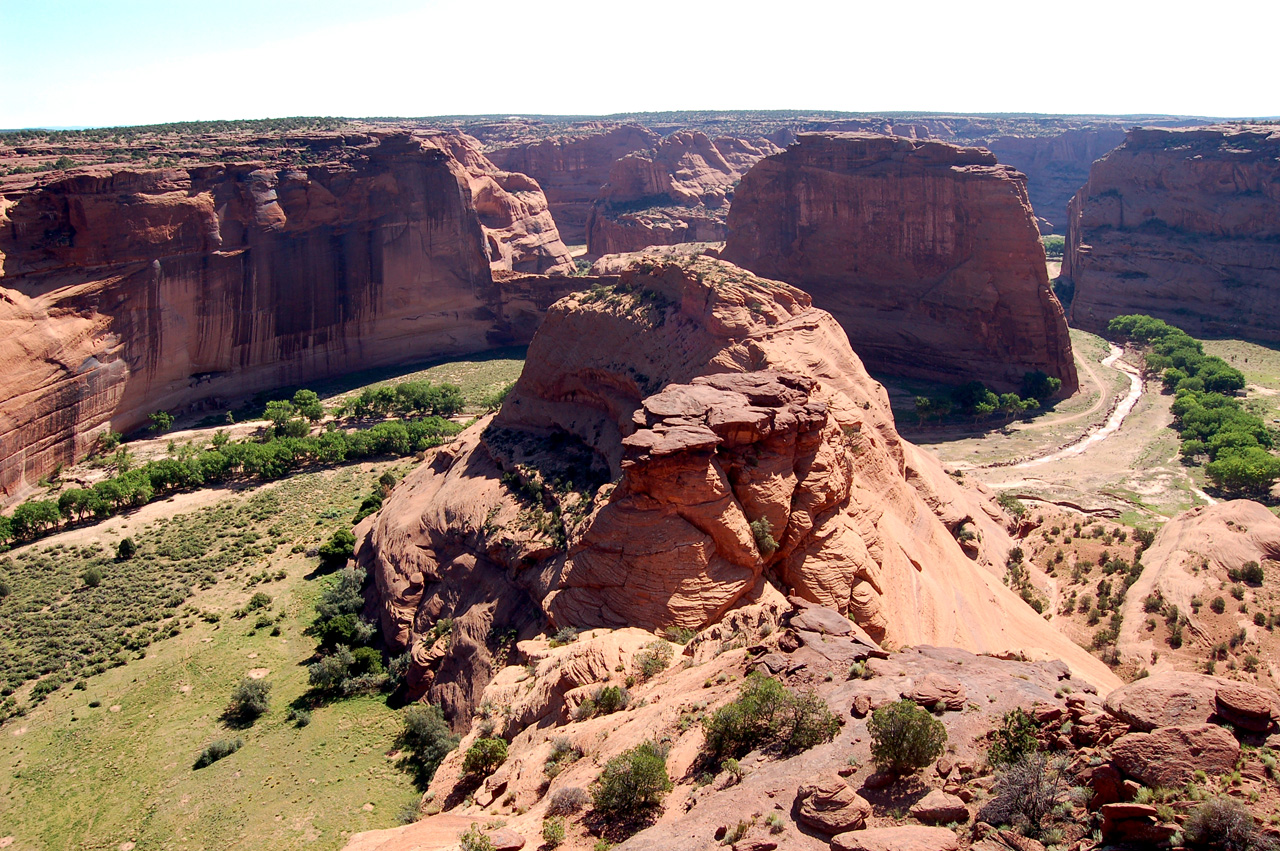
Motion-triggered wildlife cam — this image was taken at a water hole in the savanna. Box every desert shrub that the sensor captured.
[542,817,566,848]
[977,752,1068,839]
[318,529,357,568]
[988,707,1040,767]
[703,672,839,764]
[194,737,242,769]
[462,737,508,778]
[591,685,630,716]
[1242,561,1265,585]
[662,625,696,644]
[225,677,271,724]
[546,786,589,816]
[997,492,1027,517]
[545,736,583,778]
[750,517,778,556]
[287,707,312,727]
[81,566,103,588]
[591,741,672,819]
[1211,596,1227,614]
[1183,796,1275,851]
[548,626,582,647]
[868,699,947,775]
[398,703,459,784]
[0,576,9,598]
[116,537,137,560]
[633,640,673,682]
[245,591,271,611]
[458,824,495,851]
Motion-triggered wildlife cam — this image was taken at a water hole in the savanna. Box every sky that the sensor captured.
[1,0,1276,128]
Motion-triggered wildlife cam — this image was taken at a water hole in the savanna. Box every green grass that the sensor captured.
[0,463,418,850]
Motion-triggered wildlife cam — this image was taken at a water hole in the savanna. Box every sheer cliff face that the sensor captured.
[1065,125,1280,340]
[722,133,1078,394]
[357,257,1113,722]
[486,125,661,243]
[0,135,572,497]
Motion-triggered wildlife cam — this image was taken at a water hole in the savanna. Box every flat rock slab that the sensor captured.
[905,672,966,711]
[832,826,959,851]
[1110,723,1240,787]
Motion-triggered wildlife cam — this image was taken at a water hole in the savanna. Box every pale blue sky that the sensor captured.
[2,0,1275,128]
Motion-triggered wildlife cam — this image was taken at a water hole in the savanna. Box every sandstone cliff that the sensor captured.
[1064,125,1280,340]
[722,133,1078,394]
[0,134,578,497]
[486,125,660,243]
[356,256,1112,723]
[585,131,780,255]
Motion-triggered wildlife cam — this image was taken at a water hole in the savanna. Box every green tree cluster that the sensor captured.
[344,381,464,420]
[915,372,1057,426]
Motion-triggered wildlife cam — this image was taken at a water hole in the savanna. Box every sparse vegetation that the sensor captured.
[977,753,1069,840]
[462,737,509,778]
[398,703,460,785]
[224,677,271,725]
[591,740,673,820]
[703,672,840,765]
[867,699,947,776]
[193,737,243,769]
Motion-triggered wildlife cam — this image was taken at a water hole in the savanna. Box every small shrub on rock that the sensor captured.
[1184,797,1275,851]
[868,699,946,776]
[703,672,839,764]
[542,817,566,848]
[977,752,1068,839]
[462,737,508,778]
[988,707,1040,767]
[591,685,630,716]
[547,786,589,816]
[633,640,673,682]
[591,740,672,819]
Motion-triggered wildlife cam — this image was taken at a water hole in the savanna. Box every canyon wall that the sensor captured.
[356,256,1113,723]
[584,131,780,255]
[486,125,660,243]
[0,134,579,497]
[1064,125,1280,340]
[722,133,1078,393]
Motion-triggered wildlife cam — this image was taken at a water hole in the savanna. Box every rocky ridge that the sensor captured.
[1064,124,1280,339]
[722,133,1078,393]
[355,255,1113,725]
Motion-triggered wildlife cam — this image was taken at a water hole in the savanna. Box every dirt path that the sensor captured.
[1006,346,1143,469]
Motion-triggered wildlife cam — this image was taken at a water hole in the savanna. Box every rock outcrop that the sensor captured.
[356,256,1114,722]
[1064,125,1280,339]
[427,132,574,275]
[585,132,780,256]
[0,134,579,496]
[486,125,661,243]
[722,133,1077,393]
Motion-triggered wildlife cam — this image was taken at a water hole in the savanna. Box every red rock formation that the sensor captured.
[486,125,660,243]
[585,131,780,256]
[356,256,1113,722]
[425,132,574,275]
[0,134,579,497]
[722,133,1077,394]
[1064,125,1280,340]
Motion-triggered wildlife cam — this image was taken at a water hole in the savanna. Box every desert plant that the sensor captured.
[542,817,566,848]
[703,672,839,764]
[1183,796,1275,851]
[193,737,242,769]
[591,685,630,716]
[633,640,673,682]
[225,678,271,724]
[458,824,495,851]
[988,707,1040,767]
[546,786,589,816]
[463,737,509,778]
[116,537,137,560]
[977,752,1068,839]
[591,740,672,819]
[750,517,778,556]
[80,566,103,588]
[868,699,947,776]
[398,703,460,784]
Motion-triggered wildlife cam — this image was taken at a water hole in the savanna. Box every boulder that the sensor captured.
[832,826,959,851]
[909,789,969,824]
[486,829,526,851]
[905,673,967,711]
[1103,672,1220,731]
[1110,724,1240,787]
[1099,803,1178,845]
[723,133,1077,394]
[794,778,872,833]
[1216,681,1280,733]
[791,605,855,636]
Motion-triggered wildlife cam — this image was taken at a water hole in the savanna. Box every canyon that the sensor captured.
[722,133,1078,393]
[1065,125,1280,340]
[0,132,578,497]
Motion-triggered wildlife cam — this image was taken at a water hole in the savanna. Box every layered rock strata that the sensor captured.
[1064,125,1280,340]
[585,131,780,255]
[722,133,1077,393]
[356,256,1113,722]
[0,134,578,496]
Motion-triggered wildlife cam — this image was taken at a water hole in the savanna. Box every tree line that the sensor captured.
[913,371,1063,426]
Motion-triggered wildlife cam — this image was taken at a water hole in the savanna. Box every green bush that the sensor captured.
[225,678,271,724]
[194,737,242,769]
[591,685,630,716]
[397,703,459,784]
[633,641,673,682]
[462,737,508,778]
[703,672,839,764]
[868,699,947,775]
[81,566,103,588]
[1211,596,1227,614]
[750,517,778,556]
[458,824,495,851]
[988,707,1040,767]
[116,537,137,560]
[591,740,672,819]
[542,817,566,848]
[318,529,357,567]
[1242,561,1265,585]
